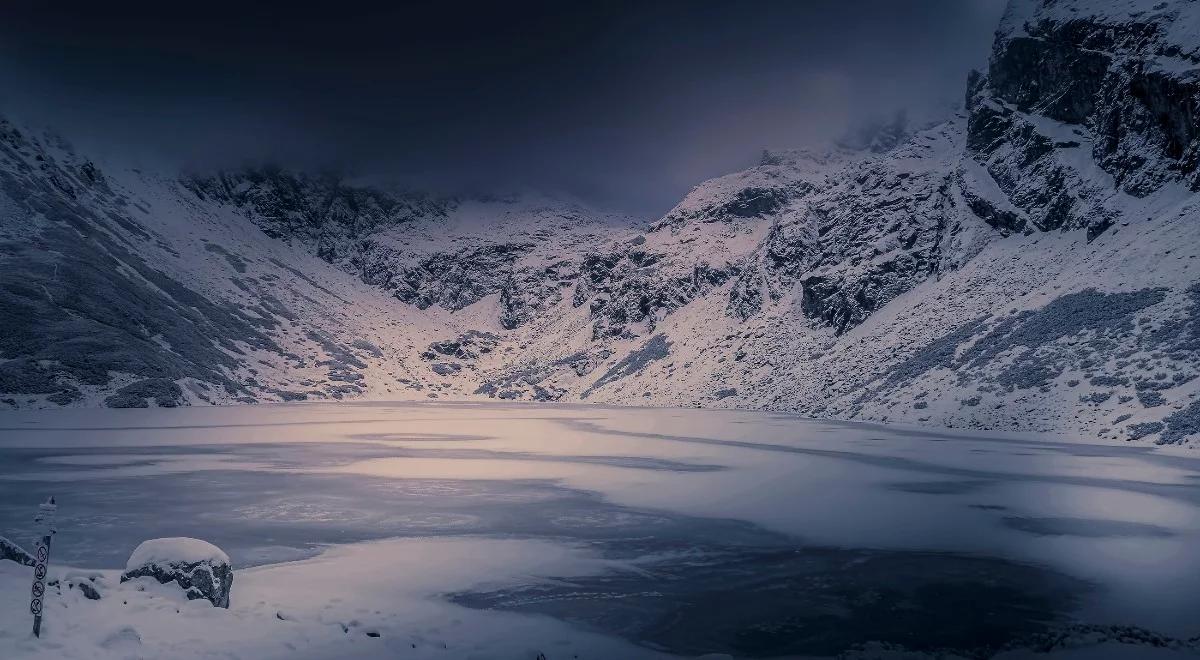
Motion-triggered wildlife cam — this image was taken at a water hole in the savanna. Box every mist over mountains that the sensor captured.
[0,0,1004,214]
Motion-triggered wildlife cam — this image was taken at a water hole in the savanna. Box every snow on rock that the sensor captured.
[125,537,230,571]
[121,537,233,608]
[0,536,35,567]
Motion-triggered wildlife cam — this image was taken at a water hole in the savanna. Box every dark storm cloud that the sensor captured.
[0,1,1006,214]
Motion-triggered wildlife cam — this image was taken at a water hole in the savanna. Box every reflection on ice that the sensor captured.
[1002,516,1176,538]
[450,543,1087,658]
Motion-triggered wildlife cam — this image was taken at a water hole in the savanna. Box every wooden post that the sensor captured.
[30,496,56,638]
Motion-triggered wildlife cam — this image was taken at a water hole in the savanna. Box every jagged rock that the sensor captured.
[571,357,595,376]
[583,334,671,398]
[120,538,233,608]
[965,0,1200,240]
[77,581,102,600]
[186,168,449,251]
[725,124,970,332]
[424,331,500,361]
[189,171,623,330]
[65,576,103,600]
[575,248,736,339]
[104,378,184,408]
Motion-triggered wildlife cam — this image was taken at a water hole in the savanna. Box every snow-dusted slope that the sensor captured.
[185,171,637,330]
[0,120,583,406]
[1,0,1198,445]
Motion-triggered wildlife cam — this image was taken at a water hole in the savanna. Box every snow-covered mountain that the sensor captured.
[1,0,1198,445]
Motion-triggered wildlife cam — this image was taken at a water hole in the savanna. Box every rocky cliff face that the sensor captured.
[185,168,449,252]
[725,125,980,333]
[965,0,1200,238]
[1,0,1199,445]
[188,169,633,330]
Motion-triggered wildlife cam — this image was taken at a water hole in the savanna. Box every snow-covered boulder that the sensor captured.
[120,537,233,608]
[0,535,35,566]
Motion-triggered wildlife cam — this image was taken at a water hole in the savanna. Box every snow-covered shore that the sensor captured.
[3,533,1197,660]
[0,536,671,660]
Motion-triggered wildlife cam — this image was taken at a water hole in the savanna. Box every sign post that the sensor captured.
[30,496,56,638]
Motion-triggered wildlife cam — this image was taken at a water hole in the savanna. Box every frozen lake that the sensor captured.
[2,402,1199,658]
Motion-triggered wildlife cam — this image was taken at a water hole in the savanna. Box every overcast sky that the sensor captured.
[0,1,1006,215]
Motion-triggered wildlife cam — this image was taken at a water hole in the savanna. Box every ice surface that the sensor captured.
[0,403,1198,658]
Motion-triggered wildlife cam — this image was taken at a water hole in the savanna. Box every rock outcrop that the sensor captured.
[725,124,975,332]
[121,537,233,608]
[965,0,1200,238]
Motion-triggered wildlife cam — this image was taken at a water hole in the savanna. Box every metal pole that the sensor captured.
[30,496,56,638]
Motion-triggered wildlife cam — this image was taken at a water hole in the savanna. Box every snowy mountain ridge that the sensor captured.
[1,0,1199,445]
